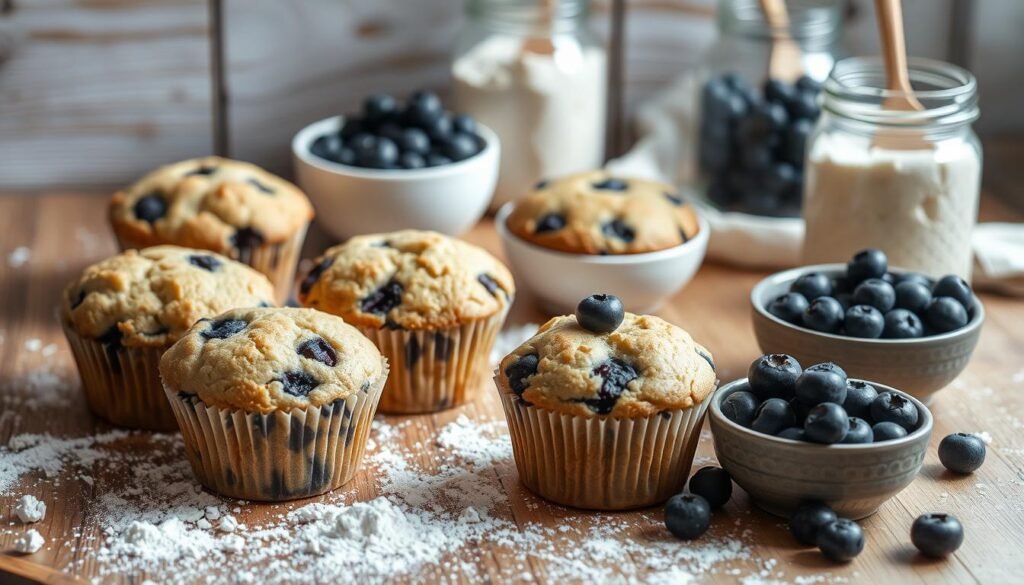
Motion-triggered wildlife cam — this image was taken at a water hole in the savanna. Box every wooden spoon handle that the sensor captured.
[759,0,792,36]
[874,0,913,92]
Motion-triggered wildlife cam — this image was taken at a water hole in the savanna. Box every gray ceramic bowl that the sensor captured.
[709,378,933,520]
[751,264,984,404]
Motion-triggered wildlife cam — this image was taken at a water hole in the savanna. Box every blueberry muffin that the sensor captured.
[299,230,514,413]
[108,156,314,303]
[506,171,701,255]
[495,294,716,510]
[160,307,387,501]
[61,246,275,430]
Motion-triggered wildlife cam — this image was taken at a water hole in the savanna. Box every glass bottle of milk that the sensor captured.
[802,57,982,280]
[452,0,607,211]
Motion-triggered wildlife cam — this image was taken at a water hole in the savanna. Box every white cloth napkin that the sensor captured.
[606,74,1024,294]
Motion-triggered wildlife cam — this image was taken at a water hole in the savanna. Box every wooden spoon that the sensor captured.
[872,0,929,148]
[521,0,556,56]
[759,0,803,83]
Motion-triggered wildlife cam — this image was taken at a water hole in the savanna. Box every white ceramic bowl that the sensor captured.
[292,116,500,239]
[496,202,710,314]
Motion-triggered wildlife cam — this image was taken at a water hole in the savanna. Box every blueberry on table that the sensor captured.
[870,392,919,431]
[842,381,878,420]
[790,501,837,546]
[688,467,733,509]
[872,421,908,442]
[840,417,873,444]
[844,305,884,338]
[748,354,802,400]
[925,297,969,333]
[442,133,480,161]
[847,249,888,283]
[938,433,986,474]
[852,278,896,312]
[882,309,924,339]
[911,513,964,558]
[575,294,625,334]
[777,427,806,441]
[505,353,539,396]
[795,363,848,405]
[399,127,431,155]
[816,518,865,562]
[791,272,833,300]
[721,390,759,427]
[804,403,849,444]
[664,494,712,540]
[133,193,167,224]
[932,275,973,309]
[451,113,477,134]
[802,297,844,333]
[894,281,933,313]
[767,292,809,325]
[751,398,796,435]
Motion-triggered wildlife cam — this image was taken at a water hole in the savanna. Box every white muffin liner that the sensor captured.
[62,321,177,431]
[498,390,711,510]
[359,306,509,414]
[164,361,387,501]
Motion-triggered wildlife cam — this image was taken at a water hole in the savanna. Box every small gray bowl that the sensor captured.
[709,378,933,520]
[751,264,984,404]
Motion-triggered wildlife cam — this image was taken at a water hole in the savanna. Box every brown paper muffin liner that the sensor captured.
[498,391,711,510]
[358,307,509,414]
[114,223,309,305]
[62,321,177,431]
[164,362,387,501]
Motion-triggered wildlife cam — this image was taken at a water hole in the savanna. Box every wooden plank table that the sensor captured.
[1,193,1022,584]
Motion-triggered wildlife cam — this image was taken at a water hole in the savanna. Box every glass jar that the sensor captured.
[802,57,982,279]
[452,0,607,211]
[694,0,842,217]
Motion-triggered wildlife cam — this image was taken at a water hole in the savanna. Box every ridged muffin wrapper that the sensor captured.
[358,306,509,414]
[498,389,711,510]
[114,223,309,305]
[164,360,387,502]
[62,321,178,431]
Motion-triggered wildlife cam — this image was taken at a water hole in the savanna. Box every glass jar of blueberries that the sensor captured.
[695,0,842,217]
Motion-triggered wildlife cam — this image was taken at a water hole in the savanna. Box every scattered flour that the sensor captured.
[7,245,31,268]
[14,494,46,523]
[14,528,45,553]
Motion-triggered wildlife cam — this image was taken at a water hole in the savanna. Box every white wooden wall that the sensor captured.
[0,0,1020,191]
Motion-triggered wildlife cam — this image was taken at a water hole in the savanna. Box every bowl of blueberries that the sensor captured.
[292,90,499,239]
[750,249,984,403]
[709,354,933,520]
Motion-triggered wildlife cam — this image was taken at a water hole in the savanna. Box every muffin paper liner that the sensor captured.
[115,222,309,306]
[164,361,387,501]
[498,390,711,510]
[62,321,177,431]
[359,307,509,414]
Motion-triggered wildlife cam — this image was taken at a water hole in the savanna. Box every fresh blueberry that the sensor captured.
[870,392,919,431]
[796,75,822,93]
[767,292,809,325]
[201,319,247,340]
[505,353,539,396]
[399,152,426,169]
[790,501,837,546]
[852,279,896,312]
[426,153,452,167]
[377,122,404,143]
[932,275,973,309]
[782,118,813,165]
[423,114,454,142]
[894,281,933,313]
[404,90,443,127]
[938,433,986,474]
[361,280,404,315]
[787,91,820,120]
[777,427,806,441]
[688,467,733,509]
[802,297,844,333]
[398,127,431,155]
[789,397,813,425]
[872,421,909,442]
[883,309,925,339]
[300,257,334,296]
[911,513,964,558]
[748,354,802,400]
[339,116,365,140]
[442,132,480,161]
[751,398,796,435]
[311,134,343,161]
[816,519,865,562]
[740,144,773,171]
[842,381,878,419]
[832,276,855,295]
[535,213,566,234]
[834,293,853,311]
[791,272,833,300]
[337,148,356,165]
[592,178,629,191]
[575,294,625,334]
[664,494,712,540]
[896,272,932,287]
[586,359,638,414]
[280,371,319,397]
[841,417,873,444]
[925,297,969,333]
[844,305,884,338]
[764,78,797,105]
[451,113,477,134]
[804,403,849,444]
[297,337,338,367]
[358,136,399,169]
[602,219,635,243]
[133,193,167,224]
[721,391,759,427]
[362,94,398,124]
[795,363,848,405]
[188,254,221,272]
[847,249,888,283]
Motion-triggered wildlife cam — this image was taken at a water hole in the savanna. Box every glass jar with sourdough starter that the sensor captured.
[695,0,841,217]
[802,57,982,280]
[452,0,607,211]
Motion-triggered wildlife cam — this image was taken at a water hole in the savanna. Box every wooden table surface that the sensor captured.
[1,193,1023,585]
